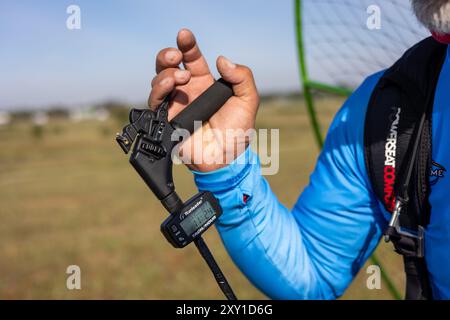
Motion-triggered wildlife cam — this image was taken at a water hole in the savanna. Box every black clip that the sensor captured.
[115,96,171,154]
[116,109,152,154]
[115,96,177,200]
[384,198,425,258]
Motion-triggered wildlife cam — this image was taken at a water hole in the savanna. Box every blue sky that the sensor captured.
[0,1,429,111]
[0,0,300,110]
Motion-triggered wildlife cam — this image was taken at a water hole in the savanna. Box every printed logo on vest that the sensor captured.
[430,161,446,186]
[383,107,401,212]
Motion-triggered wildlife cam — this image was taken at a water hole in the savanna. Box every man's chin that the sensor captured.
[412,0,450,34]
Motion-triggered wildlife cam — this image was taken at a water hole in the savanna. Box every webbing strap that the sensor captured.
[404,256,432,300]
[194,237,237,300]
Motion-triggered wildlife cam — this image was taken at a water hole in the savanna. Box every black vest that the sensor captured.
[364,37,448,299]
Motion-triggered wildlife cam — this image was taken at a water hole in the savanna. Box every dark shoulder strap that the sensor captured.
[364,37,447,217]
[364,37,447,300]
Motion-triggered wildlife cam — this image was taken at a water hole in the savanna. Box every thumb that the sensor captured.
[216,56,259,105]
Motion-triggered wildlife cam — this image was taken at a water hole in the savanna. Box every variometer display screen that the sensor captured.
[180,202,216,236]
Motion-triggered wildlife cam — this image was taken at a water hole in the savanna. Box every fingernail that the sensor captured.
[175,70,190,80]
[221,56,236,69]
[165,50,178,62]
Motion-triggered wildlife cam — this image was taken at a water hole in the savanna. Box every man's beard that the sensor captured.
[412,0,450,34]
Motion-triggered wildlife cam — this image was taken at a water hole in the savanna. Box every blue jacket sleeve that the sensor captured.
[192,72,388,299]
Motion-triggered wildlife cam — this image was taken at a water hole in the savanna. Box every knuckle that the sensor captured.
[148,94,156,108]
[164,68,177,76]
[151,76,159,87]
[241,65,253,78]
[151,71,170,87]
[154,71,174,87]
[254,92,260,105]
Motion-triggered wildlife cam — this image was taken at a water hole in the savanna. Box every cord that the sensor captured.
[194,237,237,300]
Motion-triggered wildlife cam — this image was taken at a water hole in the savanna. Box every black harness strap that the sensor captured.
[364,37,448,300]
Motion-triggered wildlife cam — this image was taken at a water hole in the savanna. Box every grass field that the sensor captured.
[0,96,405,299]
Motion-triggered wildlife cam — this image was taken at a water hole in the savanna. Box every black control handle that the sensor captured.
[170,78,233,133]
